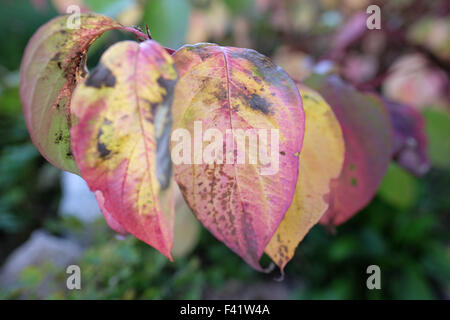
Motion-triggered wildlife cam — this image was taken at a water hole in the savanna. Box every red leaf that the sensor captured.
[305,74,393,226]
[171,43,304,270]
[385,99,430,176]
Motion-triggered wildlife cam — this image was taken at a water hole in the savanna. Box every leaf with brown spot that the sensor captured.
[70,40,178,259]
[20,13,148,174]
[265,84,345,271]
[305,74,393,226]
[171,43,304,270]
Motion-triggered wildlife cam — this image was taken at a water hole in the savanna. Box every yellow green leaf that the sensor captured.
[265,84,345,271]
[20,13,148,174]
[70,40,178,259]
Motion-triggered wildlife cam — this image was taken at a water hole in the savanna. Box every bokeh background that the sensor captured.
[0,0,449,299]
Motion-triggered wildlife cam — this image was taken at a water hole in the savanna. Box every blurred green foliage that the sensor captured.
[423,108,450,170]
[0,0,449,300]
[142,0,191,49]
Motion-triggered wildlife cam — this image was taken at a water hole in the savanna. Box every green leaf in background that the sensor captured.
[391,266,434,300]
[84,0,137,19]
[0,86,21,115]
[0,2,57,70]
[142,0,191,49]
[378,163,419,209]
[19,266,44,288]
[223,0,254,15]
[423,108,450,170]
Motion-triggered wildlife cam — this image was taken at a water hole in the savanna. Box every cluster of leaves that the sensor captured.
[20,12,429,272]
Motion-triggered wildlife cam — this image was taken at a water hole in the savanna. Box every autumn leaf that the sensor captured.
[385,99,430,176]
[305,74,393,226]
[265,84,345,271]
[20,13,148,174]
[172,182,201,259]
[95,190,127,235]
[70,40,178,259]
[171,43,304,270]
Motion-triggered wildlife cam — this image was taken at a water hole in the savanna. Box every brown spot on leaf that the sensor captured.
[65,142,73,159]
[51,52,61,63]
[214,84,228,102]
[96,119,113,159]
[54,131,63,144]
[246,94,272,114]
[96,131,110,158]
[302,93,320,105]
[85,63,116,88]
[150,102,159,117]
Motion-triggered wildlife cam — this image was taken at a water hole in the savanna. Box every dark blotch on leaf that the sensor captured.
[157,77,176,98]
[150,102,159,117]
[153,76,176,116]
[214,85,228,102]
[96,119,113,159]
[85,63,116,88]
[51,52,62,65]
[97,133,111,158]
[302,93,319,105]
[247,94,272,114]
[54,131,63,144]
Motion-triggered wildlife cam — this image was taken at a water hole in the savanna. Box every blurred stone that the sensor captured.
[205,280,290,299]
[0,230,82,291]
[59,171,101,223]
[36,163,60,190]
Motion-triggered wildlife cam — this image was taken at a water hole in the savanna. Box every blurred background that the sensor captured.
[0,0,449,299]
